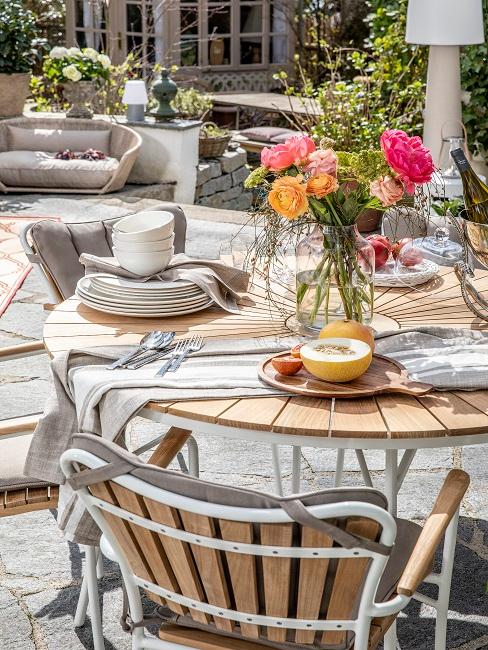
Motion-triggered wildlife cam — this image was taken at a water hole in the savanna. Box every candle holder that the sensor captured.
[122,80,148,123]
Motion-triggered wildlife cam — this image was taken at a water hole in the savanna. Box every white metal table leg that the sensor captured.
[187,435,199,477]
[384,449,399,516]
[334,448,345,487]
[384,449,399,650]
[85,545,105,650]
[291,446,301,493]
[271,444,284,496]
[74,546,104,627]
[355,449,374,487]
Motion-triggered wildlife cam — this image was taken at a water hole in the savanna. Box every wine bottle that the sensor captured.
[451,148,488,224]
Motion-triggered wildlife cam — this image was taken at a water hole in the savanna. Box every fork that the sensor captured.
[167,335,204,373]
[155,338,190,377]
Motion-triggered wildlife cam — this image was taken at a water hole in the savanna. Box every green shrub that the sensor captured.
[461,0,488,157]
[0,1,41,73]
[171,87,213,119]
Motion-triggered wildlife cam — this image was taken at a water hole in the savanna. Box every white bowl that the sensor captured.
[114,247,174,275]
[113,233,174,252]
[113,211,175,242]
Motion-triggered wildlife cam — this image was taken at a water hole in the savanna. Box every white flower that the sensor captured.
[97,53,111,69]
[461,90,472,105]
[82,47,99,62]
[67,47,82,58]
[49,46,68,59]
[62,64,82,82]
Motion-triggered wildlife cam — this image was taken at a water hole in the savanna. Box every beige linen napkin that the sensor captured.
[80,252,249,314]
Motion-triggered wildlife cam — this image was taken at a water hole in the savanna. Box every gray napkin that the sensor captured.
[79,252,249,314]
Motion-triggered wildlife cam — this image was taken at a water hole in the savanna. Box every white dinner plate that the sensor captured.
[88,274,196,292]
[76,286,210,312]
[375,259,439,287]
[76,290,214,317]
[78,278,206,307]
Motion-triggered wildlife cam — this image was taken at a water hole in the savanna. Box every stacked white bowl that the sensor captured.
[112,211,175,275]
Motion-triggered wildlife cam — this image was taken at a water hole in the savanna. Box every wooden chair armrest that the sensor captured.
[397,469,470,597]
[147,426,192,469]
[0,340,45,361]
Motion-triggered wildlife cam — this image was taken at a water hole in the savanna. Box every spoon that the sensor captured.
[107,330,172,369]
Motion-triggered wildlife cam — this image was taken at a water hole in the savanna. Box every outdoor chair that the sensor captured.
[0,205,191,646]
[61,433,470,650]
[0,117,141,194]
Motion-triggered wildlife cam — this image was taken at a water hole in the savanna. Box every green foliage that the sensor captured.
[0,1,41,73]
[171,87,213,119]
[201,123,229,137]
[337,150,390,183]
[431,197,464,218]
[244,165,270,189]
[283,0,426,151]
[31,51,145,115]
[461,0,488,156]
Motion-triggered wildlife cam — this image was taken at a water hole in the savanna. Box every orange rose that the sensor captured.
[268,175,309,220]
[306,173,339,198]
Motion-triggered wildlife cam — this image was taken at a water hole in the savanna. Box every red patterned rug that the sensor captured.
[0,215,59,317]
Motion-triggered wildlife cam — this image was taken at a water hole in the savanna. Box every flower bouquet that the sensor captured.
[245,130,434,328]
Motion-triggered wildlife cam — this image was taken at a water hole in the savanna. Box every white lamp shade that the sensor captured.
[406,0,485,45]
[122,80,148,105]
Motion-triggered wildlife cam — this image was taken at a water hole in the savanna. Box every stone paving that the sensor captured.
[0,195,487,649]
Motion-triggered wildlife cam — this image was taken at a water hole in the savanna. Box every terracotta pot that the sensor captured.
[0,73,31,117]
[356,208,382,233]
[62,81,97,119]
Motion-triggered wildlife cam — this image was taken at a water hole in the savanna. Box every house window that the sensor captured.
[66,0,291,70]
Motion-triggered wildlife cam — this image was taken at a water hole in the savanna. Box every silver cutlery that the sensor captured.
[155,338,190,377]
[167,335,204,372]
[107,330,174,369]
[127,345,178,370]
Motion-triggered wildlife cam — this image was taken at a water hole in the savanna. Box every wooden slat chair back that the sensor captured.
[61,436,416,650]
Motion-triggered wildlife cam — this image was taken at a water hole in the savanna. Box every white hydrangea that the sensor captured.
[62,64,82,82]
[67,47,82,58]
[49,46,68,59]
[82,47,99,62]
[97,54,111,69]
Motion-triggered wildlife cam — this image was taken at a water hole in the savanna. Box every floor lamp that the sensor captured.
[406,0,485,166]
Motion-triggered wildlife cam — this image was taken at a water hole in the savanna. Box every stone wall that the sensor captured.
[195,147,253,211]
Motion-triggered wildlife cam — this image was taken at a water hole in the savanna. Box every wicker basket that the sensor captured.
[199,121,231,158]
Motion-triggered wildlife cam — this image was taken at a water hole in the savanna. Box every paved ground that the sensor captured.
[0,193,487,649]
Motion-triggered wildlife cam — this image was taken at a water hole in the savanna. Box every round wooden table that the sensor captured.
[44,267,488,650]
[43,266,488,510]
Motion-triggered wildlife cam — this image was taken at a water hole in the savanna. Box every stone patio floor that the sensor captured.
[0,193,487,649]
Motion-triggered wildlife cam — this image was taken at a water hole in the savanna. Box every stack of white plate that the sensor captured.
[76,274,213,317]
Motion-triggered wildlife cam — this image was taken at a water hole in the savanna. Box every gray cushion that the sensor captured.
[0,434,50,491]
[7,125,110,154]
[29,204,187,299]
[239,127,299,143]
[0,151,118,189]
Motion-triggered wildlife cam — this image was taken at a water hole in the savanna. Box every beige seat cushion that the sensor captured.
[0,150,119,189]
[7,125,111,154]
[0,434,50,491]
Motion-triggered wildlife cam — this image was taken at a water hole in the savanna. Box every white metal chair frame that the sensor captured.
[60,446,425,650]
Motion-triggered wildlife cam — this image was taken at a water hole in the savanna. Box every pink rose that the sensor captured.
[261,143,296,171]
[380,129,435,193]
[284,134,316,165]
[304,148,337,177]
[370,175,405,207]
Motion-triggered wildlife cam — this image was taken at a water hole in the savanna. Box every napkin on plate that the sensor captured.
[79,252,249,314]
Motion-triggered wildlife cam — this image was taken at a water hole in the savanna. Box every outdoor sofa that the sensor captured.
[0,117,141,194]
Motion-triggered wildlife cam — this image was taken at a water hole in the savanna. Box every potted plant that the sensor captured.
[0,1,40,117]
[199,122,231,158]
[41,46,112,118]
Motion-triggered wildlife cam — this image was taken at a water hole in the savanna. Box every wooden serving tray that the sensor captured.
[258,352,433,399]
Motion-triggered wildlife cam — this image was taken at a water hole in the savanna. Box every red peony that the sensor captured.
[380,129,435,194]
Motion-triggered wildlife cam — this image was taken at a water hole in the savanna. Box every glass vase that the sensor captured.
[295,224,375,331]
